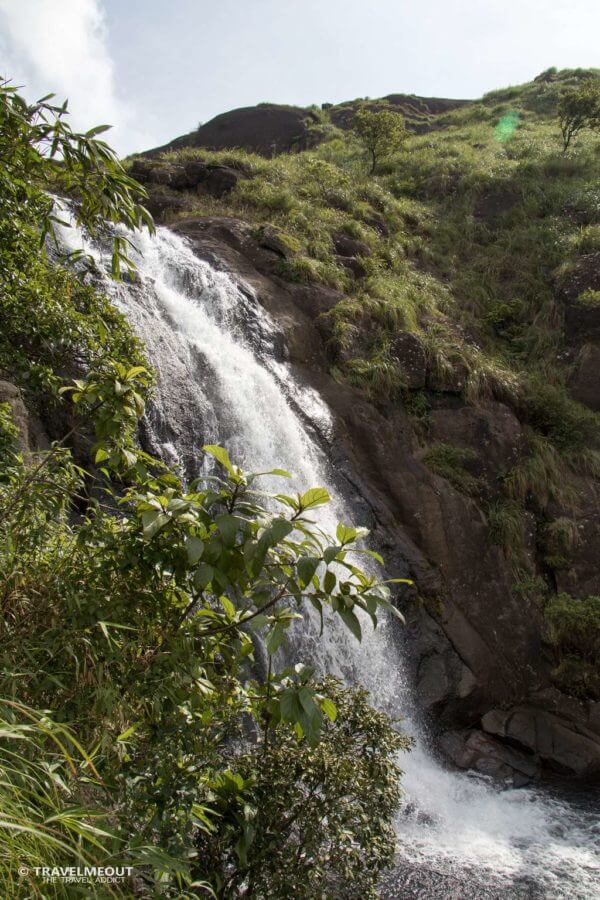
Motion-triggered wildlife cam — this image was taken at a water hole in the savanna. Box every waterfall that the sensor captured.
[56,217,600,898]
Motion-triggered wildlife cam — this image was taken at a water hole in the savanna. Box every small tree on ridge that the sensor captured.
[351,104,407,173]
[558,80,600,152]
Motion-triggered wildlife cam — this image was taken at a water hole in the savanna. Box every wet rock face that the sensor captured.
[440,729,541,786]
[169,214,600,777]
[482,692,600,776]
[428,402,526,497]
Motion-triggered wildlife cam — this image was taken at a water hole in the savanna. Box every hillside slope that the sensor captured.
[128,67,600,778]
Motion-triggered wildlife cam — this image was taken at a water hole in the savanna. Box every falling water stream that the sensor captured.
[56,218,599,898]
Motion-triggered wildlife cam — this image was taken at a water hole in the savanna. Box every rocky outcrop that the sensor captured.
[390,332,427,389]
[171,214,600,777]
[330,94,470,135]
[131,156,245,195]
[141,104,321,158]
[482,690,600,776]
[428,402,527,498]
[440,728,541,786]
[139,96,471,162]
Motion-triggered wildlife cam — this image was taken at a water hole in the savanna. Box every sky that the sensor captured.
[0,0,598,156]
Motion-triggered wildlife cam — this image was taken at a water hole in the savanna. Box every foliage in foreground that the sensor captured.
[194,679,407,898]
[0,391,408,896]
[0,79,409,895]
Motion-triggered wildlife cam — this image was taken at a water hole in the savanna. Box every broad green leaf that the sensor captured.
[219,595,235,620]
[266,622,285,655]
[194,563,215,590]
[339,606,362,641]
[298,487,330,510]
[280,690,303,725]
[336,523,357,545]
[260,517,294,549]
[297,556,319,588]
[323,570,336,594]
[216,514,240,548]
[321,697,337,722]
[203,444,235,476]
[185,534,205,564]
[141,510,169,540]
[323,545,339,564]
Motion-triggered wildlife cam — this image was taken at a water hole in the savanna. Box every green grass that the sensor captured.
[487,500,526,557]
[129,70,600,703]
[422,443,482,495]
[544,593,600,699]
[130,71,600,471]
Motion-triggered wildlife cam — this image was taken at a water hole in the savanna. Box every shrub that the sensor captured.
[558,80,600,151]
[0,79,412,895]
[544,594,600,698]
[193,679,409,898]
[487,500,526,556]
[351,105,408,174]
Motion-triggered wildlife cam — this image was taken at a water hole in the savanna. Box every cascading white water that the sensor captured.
[56,217,600,898]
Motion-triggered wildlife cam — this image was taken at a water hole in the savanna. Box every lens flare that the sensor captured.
[494,110,520,142]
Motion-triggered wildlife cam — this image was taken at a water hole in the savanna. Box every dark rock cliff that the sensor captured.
[169,214,600,780]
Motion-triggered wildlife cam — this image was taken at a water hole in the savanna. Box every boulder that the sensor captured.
[482,701,600,776]
[282,282,343,320]
[143,185,193,219]
[198,165,243,198]
[141,104,321,159]
[390,331,427,389]
[147,163,191,189]
[569,343,600,411]
[332,232,371,259]
[335,254,368,277]
[428,401,526,493]
[440,729,540,785]
[131,158,244,198]
[257,225,300,259]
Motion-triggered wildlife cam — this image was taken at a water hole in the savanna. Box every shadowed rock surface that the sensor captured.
[141,104,322,158]
[169,215,600,777]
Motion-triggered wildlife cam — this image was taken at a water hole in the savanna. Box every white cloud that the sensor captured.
[0,0,148,154]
